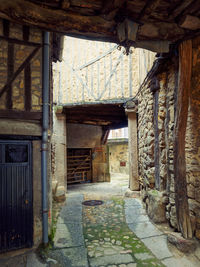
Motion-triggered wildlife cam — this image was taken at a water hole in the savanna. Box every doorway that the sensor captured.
[0,140,33,253]
[67,148,92,184]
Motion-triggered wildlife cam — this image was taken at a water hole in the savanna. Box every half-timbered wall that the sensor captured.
[137,36,200,239]
[0,19,49,249]
[0,19,42,115]
[53,36,155,105]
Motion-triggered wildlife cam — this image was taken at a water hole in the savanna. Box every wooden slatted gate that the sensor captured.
[0,140,33,253]
[67,148,92,184]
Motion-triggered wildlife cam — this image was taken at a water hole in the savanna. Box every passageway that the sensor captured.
[47,182,200,267]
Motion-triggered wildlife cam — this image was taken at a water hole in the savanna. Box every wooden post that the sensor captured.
[126,108,139,191]
[174,40,193,239]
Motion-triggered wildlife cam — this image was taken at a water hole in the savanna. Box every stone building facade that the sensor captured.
[136,36,200,239]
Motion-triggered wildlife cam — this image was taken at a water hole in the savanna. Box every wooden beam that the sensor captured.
[0,0,191,48]
[0,46,41,98]
[174,39,193,239]
[0,110,42,120]
[23,25,32,111]
[170,0,194,19]
[0,0,114,39]
[137,0,161,21]
[3,19,13,109]
[7,43,14,109]
[0,35,41,46]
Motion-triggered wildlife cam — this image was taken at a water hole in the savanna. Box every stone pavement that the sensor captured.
[47,181,200,267]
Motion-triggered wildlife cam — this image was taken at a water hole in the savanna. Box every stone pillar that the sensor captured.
[126,108,139,191]
[52,107,67,200]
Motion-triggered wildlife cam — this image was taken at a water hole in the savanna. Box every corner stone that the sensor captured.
[167,232,198,253]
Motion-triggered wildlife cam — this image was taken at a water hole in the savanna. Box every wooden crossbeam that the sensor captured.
[0,46,41,99]
[0,110,42,120]
[75,45,117,70]
[0,35,41,47]
[98,52,123,100]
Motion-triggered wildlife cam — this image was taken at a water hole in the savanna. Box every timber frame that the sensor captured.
[0,19,43,120]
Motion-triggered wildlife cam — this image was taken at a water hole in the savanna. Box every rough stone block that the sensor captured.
[53,186,66,203]
[146,190,167,223]
[52,180,58,195]
[169,205,177,229]
[167,232,198,253]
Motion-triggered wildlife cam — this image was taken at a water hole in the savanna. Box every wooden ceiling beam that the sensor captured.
[137,0,161,21]
[0,0,198,52]
[0,0,115,39]
[170,0,194,19]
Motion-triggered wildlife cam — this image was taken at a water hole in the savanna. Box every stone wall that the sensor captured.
[138,57,179,226]
[107,139,129,175]
[137,36,200,239]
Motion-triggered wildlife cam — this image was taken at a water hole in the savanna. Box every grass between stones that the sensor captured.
[83,196,165,267]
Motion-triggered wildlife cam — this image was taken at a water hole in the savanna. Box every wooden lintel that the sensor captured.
[0,0,114,40]
[0,35,41,46]
[174,39,193,239]
[0,110,42,120]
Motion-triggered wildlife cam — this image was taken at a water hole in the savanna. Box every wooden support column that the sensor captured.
[126,108,139,191]
[3,19,14,109]
[23,25,32,111]
[174,40,193,239]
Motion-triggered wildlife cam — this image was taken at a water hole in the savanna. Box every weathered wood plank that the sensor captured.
[4,20,13,109]
[0,110,42,120]
[0,0,115,40]
[174,39,193,239]
[23,25,32,111]
[171,0,194,19]
[137,0,160,21]
[0,35,41,46]
[0,0,193,48]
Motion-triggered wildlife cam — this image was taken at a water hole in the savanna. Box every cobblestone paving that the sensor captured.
[83,196,165,267]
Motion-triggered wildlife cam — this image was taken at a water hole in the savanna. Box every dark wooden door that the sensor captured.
[0,140,33,253]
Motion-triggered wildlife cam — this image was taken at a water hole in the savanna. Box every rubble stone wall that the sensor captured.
[137,36,200,239]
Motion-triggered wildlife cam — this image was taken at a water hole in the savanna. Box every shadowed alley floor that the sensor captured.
[47,180,200,267]
[1,179,200,266]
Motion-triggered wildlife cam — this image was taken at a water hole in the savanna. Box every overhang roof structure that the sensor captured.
[0,0,199,52]
[58,103,128,129]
